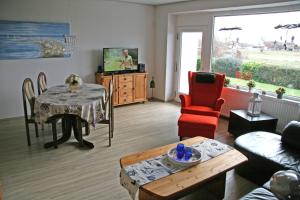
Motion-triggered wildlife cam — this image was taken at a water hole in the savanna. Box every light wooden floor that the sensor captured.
[0,101,256,200]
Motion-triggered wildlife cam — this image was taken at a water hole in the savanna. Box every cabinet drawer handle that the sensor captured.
[123,85,127,88]
[124,92,127,95]
[124,78,127,80]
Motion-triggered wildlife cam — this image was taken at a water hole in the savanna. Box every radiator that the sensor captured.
[261,95,300,132]
[221,87,300,132]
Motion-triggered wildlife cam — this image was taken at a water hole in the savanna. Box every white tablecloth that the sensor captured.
[34,83,106,125]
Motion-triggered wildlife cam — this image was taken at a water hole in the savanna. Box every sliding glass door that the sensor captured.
[175,29,204,100]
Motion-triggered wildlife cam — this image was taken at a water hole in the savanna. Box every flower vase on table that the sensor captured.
[68,84,79,93]
[65,74,82,93]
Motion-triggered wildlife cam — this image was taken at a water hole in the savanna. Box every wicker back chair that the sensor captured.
[99,79,114,147]
[37,72,47,95]
[22,78,39,146]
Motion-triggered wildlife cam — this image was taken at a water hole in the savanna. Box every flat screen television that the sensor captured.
[103,48,138,74]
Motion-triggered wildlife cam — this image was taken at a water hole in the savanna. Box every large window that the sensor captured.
[212,12,300,98]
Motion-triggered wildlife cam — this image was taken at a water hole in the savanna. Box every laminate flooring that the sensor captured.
[0,101,257,200]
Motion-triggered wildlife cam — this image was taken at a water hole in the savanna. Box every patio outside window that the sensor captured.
[212,11,300,98]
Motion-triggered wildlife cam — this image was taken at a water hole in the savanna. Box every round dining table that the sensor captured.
[34,83,106,149]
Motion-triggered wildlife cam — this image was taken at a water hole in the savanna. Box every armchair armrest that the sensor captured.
[215,98,225,111]
[179,94,191,108]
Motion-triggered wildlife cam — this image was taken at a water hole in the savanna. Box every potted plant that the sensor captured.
[247,80,256,92]
[224,78,230,87]
[275,87,286,99]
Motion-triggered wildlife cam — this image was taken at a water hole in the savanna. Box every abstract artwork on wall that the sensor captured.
[0,20,71,60]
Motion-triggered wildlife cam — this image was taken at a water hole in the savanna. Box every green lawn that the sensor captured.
[241,50,300,69]
[228,77,300,98]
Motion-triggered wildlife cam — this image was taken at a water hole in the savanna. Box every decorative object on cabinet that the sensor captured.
[149,76,155,101]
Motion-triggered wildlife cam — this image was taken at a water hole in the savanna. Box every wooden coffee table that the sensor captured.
[120,137,247,200]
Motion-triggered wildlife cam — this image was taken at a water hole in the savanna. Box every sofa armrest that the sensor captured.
[179,94,191,108]
[215,98,225,111]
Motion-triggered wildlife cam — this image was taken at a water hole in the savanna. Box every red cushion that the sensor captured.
[181,105,220,117]
[178,114,218,139]
[178,114,218,127]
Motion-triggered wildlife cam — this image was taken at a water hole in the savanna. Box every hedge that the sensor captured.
[212,57,300,89]
[211,57,242,77]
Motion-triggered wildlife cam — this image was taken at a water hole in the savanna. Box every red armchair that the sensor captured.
[179,71,225,118]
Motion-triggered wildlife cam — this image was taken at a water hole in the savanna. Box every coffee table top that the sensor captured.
[120,137,247,199]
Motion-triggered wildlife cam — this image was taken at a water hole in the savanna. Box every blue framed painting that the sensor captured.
[0,20,71,59]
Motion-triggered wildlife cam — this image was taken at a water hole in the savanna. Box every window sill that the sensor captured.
[225,86,300,105]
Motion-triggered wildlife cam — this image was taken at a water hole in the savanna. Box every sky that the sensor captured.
[214,11,300,46]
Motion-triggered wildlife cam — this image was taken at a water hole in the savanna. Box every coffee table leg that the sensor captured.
[139,189,158,200]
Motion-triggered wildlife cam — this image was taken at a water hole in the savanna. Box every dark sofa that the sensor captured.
[240,187,279,200]
[234,121,300,185]
[234,121,300,199]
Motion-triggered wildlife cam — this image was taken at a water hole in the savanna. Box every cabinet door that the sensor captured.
[134,74,147,102]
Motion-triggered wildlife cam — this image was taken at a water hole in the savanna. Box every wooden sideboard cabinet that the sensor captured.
[96,73,148,106]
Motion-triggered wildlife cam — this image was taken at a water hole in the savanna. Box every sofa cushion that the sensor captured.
[281,121,300,150]
[239,188,279,200]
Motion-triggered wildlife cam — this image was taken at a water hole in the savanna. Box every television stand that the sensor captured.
[95,72,148,106]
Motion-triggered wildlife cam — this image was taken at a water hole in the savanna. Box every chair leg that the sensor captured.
[111,107,114,138]
[34,123,39,137]
[51,122,58,149]
[85,121,90,136]
[25,121,31,146]
[179,136,182,141]
[41,123,44,131]
[108,121,111,147]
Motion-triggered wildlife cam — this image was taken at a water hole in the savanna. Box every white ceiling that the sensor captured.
[115,0,194,5]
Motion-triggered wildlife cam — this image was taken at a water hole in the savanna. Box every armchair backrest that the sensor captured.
[188,71,225,107]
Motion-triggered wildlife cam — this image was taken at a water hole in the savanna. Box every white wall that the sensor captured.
[154,0,300,101]
[0,0,155,119]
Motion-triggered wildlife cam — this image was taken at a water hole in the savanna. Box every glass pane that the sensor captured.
[212,11,300,98]
[179,32,203,94]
